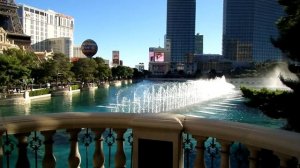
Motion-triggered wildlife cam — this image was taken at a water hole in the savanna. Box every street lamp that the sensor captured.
[22,78,27,90]
[31,78,34,91]
[7,69,11,92]
[57,72,62,86]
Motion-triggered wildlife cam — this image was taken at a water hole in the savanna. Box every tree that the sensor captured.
[271,0,300,90]
[72,58,97,83]
[53,53,74,83]
[111,66,121,79]
[32,61,53,85]
[123,66,133,79]
[0,49,33,91]
[94,57,111,81]
[94,57,106,65]
[133,68,144,79]
[3,49,39,69]
[272,0,300,61]
[257,0,300,132]
[111,66,133,79]
[36,53,74,86]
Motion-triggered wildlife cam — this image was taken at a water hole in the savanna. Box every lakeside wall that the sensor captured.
[0,79,133,106]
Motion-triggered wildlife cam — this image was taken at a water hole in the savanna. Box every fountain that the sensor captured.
[111,76,236,113]
[0,75,290,168]
[0,76,286,128]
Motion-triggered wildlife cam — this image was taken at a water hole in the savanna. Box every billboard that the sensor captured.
[112,51,119,65]
[154,52,164,62]
[149,48,164,62]
[149,50,155,62]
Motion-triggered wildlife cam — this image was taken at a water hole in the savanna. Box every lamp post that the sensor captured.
[22,78,27,90]
[7,69,11,92]
[31,78,34,91]
[57,72,62,87]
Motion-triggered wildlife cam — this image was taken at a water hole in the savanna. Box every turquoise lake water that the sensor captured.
[0,79,287,167]
[0,80,285,128]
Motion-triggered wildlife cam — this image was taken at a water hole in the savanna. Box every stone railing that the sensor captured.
[0,112,300,168]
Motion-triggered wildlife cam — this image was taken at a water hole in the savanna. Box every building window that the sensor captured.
[50,15,53,25]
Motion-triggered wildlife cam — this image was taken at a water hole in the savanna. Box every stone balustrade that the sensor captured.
[0,112,299,168]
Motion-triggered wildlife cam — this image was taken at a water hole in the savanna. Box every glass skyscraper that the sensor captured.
[166,0,196,70]
[223,0,284,63]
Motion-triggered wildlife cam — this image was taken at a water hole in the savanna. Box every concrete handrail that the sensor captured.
[184,116,300,159]
[1,112,184,134]
[1,112,300,160]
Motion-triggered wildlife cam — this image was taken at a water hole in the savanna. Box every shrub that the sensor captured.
[71,84,80,90]
[29,89,51,97]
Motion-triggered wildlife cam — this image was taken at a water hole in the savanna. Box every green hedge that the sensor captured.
[29,89,51,97]
[240,86,300,132]
[71,84,80,90]
[240,86,289,102]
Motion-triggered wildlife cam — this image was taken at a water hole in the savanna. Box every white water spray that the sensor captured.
[112,76,235,113]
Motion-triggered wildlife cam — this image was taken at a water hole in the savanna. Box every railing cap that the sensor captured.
[2,112,300,158]
[130,113,184,131]
[184,116,300,158]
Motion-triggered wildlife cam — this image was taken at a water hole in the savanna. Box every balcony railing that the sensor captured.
[0,112,300,168]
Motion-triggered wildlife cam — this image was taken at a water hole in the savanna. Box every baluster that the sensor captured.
[275,153,291,168]
[114,128,127,168]
[127,131,133,168]
[29,131,42,168]
[3,131,15,168]
[92,128,105,168]
[81,128,93,168]
[67,128,81,168]
[0,130,4,167]
[247,145,259,168]
[105,128,116,167]
[193,136,207,168]
[183,133,194,168]
[207,138,218,167]
[15,133,30,168]
[41,130,56,168]
[219,139,231,168]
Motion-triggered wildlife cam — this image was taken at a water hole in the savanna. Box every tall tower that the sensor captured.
[223,0,284,63]
[0,0,23,33]
[195,33,203,55]
[166,0,196,71]
[0,0,30,49]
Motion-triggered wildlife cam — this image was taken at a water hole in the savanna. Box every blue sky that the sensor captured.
[17,0,223,69]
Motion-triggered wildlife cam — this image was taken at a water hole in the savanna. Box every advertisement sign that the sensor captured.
[112,51,119,64]
[154,52,164,62]
[149,51,155,62]
[149,48,165,62]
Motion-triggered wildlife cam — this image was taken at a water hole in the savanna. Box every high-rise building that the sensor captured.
[0,0,31,49]
[166,0,196,71]
[73,45,86,58]
[195,33,203,55]
[135,63,145,72]
[46,37,72,57]
[223,0,284,63]
[17,4,74,57]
